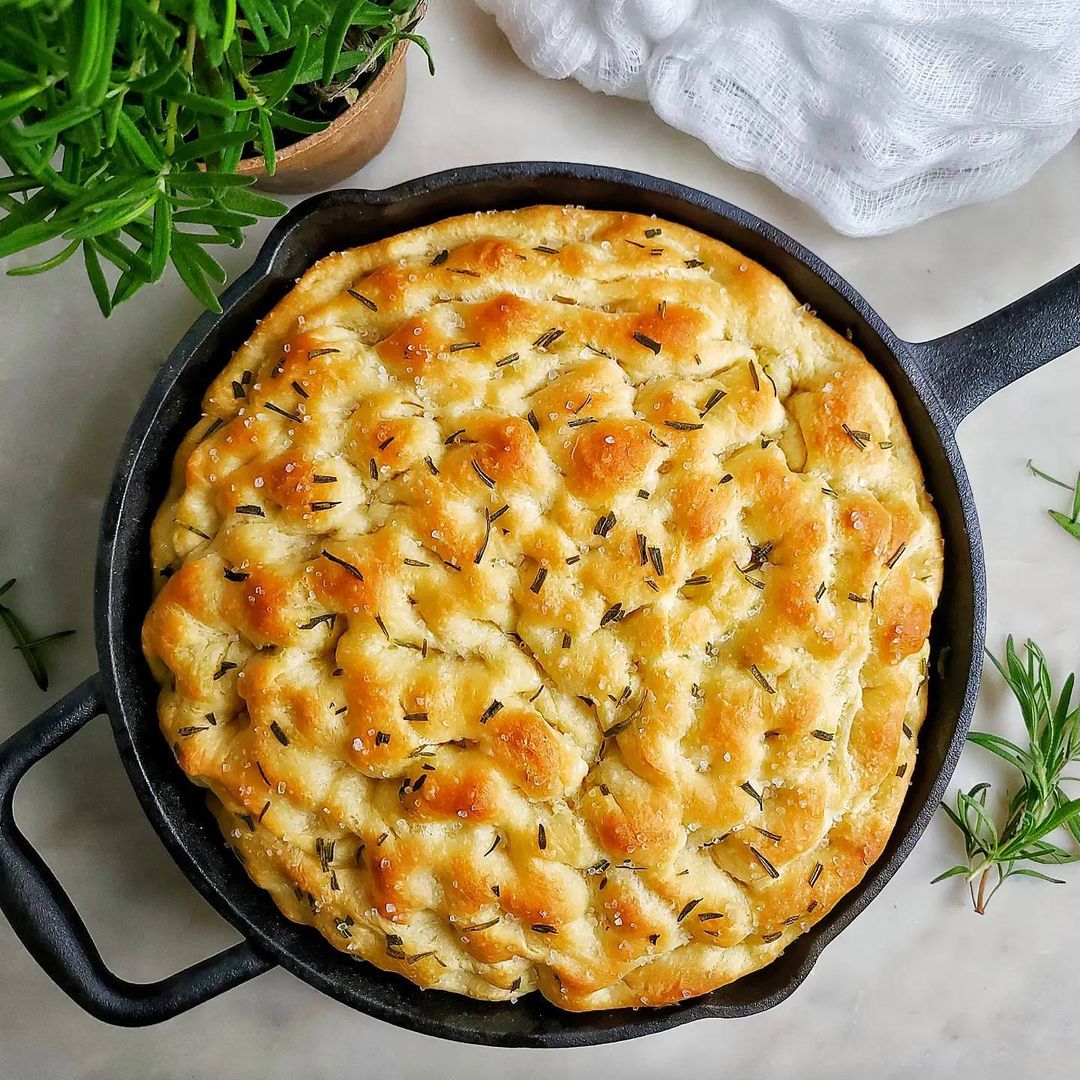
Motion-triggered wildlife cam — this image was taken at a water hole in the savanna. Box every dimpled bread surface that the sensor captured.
[142,206,943,1010]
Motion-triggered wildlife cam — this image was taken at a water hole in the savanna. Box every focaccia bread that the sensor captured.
[143,206,943,1010]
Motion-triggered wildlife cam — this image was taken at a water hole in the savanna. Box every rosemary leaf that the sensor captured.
[0,577,75,691]
[1029,459,1080,542]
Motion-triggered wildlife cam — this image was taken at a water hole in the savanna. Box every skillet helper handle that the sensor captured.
[0,675,272,1026]
[907,262,1080,428]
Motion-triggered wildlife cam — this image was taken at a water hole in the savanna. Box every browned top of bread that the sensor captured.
[142,206,942,1010]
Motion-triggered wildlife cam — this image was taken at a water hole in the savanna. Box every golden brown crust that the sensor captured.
[143,206,942,1010]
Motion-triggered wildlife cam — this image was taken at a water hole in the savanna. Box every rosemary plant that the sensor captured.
[934,637,1080,913]
[0,0,430,314]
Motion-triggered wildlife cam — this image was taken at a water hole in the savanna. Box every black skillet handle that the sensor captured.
[905,263,1080,429]
[0,675,273,1026]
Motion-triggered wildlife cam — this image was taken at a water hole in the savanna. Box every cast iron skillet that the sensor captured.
[1,163,1078,1047]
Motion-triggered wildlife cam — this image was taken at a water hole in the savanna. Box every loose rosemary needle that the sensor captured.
[1028,460,1080,543]
[0,578,75,691]
[933,637,1080,913]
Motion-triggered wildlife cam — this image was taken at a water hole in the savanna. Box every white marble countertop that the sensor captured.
[2,3,1079,1076]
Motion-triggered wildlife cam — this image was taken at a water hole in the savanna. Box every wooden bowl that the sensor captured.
[237,38,410,195]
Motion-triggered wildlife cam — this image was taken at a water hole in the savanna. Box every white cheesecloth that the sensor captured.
[475,0,1080,234]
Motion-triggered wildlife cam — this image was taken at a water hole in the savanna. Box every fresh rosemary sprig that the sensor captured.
[1028,460,1080,543]
[0,577,75,691]
[934,637,1080,913]
[0,1,430,314]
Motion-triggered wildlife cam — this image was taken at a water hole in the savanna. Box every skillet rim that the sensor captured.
[93,161,984,1046]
